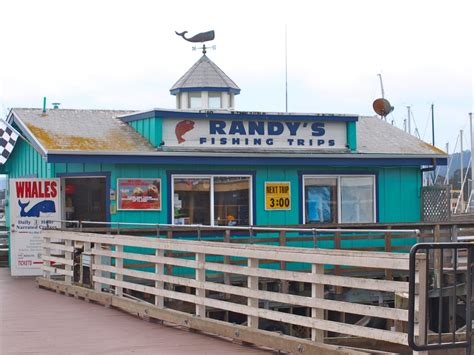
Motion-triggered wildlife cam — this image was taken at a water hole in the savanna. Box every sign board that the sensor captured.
[265,182,291,210]
[117,178,161,210]
[9,178,61,276]
[163,118,347,150]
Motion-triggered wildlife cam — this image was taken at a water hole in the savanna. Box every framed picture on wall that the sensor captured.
[117,178,161,211]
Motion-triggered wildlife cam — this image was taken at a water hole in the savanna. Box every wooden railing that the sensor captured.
[39,229,428,354]
[55,220,474,254]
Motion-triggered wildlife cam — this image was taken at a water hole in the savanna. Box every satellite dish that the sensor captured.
[373,98,394,117]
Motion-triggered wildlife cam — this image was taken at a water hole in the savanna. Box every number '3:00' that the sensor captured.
[269,197,290,208]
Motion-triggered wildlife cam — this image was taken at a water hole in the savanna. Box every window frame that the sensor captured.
[171,174,253,226]
[302,174,376,224]
[188,92,202,109]
[208,92,222,109]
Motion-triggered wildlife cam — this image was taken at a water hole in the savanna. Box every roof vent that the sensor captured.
[52,103,61,109]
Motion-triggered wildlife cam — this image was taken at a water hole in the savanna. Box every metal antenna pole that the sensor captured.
[285,24,288,113]
[431,104,435,146]
[470,113,473,210]
[460,129,464,212]
[377,74,385,99]
[445,142,450,185]
[407,106,411,135]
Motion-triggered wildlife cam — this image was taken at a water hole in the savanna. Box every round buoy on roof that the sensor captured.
[373,98,394,117]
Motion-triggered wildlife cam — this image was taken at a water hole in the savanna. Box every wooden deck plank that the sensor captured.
[0,268,269,354]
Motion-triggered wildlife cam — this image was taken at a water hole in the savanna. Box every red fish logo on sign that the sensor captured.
[175,120,195,144]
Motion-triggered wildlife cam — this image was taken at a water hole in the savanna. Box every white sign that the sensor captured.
[9,178,61,276]
[163,118,347,150]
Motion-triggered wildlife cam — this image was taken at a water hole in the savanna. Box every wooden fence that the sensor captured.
[38,229,429,354]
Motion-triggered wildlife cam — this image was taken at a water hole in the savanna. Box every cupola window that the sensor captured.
[188,93,202,109]
[208,92,221,109]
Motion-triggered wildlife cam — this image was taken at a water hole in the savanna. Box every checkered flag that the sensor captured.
[0,119,19,164]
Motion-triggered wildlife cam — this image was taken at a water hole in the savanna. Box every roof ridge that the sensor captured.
[176,55,207,88]
[205,56,240,89]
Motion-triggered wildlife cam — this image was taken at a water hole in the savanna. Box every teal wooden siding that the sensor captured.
[1,139,53,179]
[129,117,162,147]
[346,121,357,151]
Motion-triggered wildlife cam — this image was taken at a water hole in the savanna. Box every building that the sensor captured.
[1,54,447,228]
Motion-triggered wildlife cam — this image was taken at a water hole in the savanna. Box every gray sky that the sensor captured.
[1,0,472,152]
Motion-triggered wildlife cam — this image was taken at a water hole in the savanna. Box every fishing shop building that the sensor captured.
[2,54,447,229]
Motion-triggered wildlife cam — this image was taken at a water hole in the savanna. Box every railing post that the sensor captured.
[311,263,325,343]
[155,228,164,308]
[414,254,428,354]
[279,230,289,294]
[64,239,73,285]
[223,229,231,298]
[166,229,173,277]
[195,253,206,317]
[384,227,393,281]
[334,232,343,294]
[247,258,259,328]
[115,245,123,297]
[433,224,441,287]
[94,242,102,292]
[42,235,51,279]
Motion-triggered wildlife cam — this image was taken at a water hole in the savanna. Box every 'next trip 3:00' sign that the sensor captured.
[164,118,347,150]
[265,182,291,211]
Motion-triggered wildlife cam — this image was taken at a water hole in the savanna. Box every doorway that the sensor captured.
[63,177,107,223]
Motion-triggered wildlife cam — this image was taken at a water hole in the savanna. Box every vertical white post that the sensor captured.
[94,243,102,292]
[247,258,259,329]
[311,264,325,342]
[115,245,123,297]
[155,247,164,308]
[414,256,428,354]
[195,253,206,317]
[42,235,51,279]
[201,91,209,109]
[64,239,73,285]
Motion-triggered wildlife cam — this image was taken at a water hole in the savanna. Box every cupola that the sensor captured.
[170,55,240,110]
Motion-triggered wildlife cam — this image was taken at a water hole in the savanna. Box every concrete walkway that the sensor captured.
[0,268,271,354]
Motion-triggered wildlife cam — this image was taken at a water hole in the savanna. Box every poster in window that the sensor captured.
[117,179,161,210]
[306,186,333,223]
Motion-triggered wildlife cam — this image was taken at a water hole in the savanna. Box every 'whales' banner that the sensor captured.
[163,118,347,150]
[9,178,61,276]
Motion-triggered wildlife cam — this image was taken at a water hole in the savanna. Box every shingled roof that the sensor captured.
[10,108,156,154]
[357,116,446,156]
[170,55,240,95]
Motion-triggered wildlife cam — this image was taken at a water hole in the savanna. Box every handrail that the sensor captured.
[47,219,420,235]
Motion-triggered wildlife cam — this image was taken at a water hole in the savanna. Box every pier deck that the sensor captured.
[0,268,269,354]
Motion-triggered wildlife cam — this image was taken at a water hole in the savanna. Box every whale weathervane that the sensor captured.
[175,30,215,43]
[175,30,215,54]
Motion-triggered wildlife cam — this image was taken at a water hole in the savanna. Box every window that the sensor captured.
[188,93,201,109]
[173,175,252,226]
[208,93,221,109]
[303,175,375,224]
[340,176,374,223]
[304,177,338,223]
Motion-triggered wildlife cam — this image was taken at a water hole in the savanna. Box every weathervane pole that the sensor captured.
[431,104,435,146]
